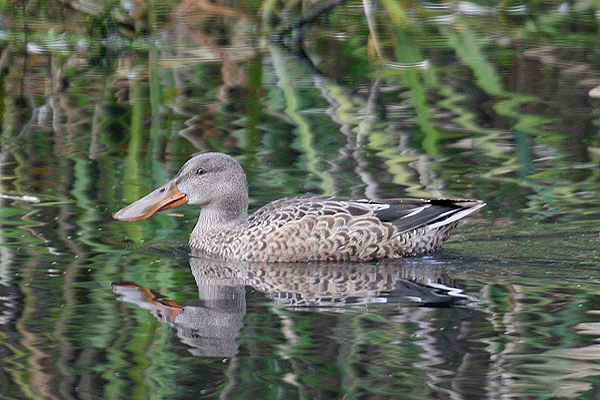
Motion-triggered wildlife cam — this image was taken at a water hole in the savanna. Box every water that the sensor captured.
[1,0,600,398]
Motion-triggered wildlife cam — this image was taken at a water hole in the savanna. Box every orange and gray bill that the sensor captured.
[113,179,187,221]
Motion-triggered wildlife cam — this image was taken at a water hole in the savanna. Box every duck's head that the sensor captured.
[113,152,249,222]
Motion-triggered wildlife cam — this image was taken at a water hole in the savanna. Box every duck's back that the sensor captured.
[191,196,483,262]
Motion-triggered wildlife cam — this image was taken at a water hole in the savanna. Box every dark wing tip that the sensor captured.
[375,198,484,233]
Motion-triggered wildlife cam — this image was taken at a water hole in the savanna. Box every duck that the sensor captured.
[113,152,485,262]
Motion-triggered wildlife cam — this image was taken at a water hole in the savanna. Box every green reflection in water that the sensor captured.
[0,0,599,399]
[270,45,334,195]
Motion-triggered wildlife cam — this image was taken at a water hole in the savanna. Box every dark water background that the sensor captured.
[1,0,600,398]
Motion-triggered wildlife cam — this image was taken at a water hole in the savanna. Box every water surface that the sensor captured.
[1,0,600,398]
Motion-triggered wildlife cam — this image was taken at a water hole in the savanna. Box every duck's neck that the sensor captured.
[192,196,249,234]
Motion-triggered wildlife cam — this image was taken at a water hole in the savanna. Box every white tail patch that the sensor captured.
[400,205,428,219]
[427,202,485,230]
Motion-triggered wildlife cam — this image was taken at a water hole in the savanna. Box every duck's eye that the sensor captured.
[196,168,206,175]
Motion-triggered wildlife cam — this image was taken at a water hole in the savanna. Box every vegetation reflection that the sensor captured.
[0,0,598,399]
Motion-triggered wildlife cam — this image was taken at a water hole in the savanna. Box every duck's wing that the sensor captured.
[248,196,484,233]
[369,198,485,233]
[243,197,484,261]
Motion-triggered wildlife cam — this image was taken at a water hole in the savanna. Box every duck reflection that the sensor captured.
[112,257,473,358]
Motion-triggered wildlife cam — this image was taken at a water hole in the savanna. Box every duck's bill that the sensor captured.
[113,179,187,221]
